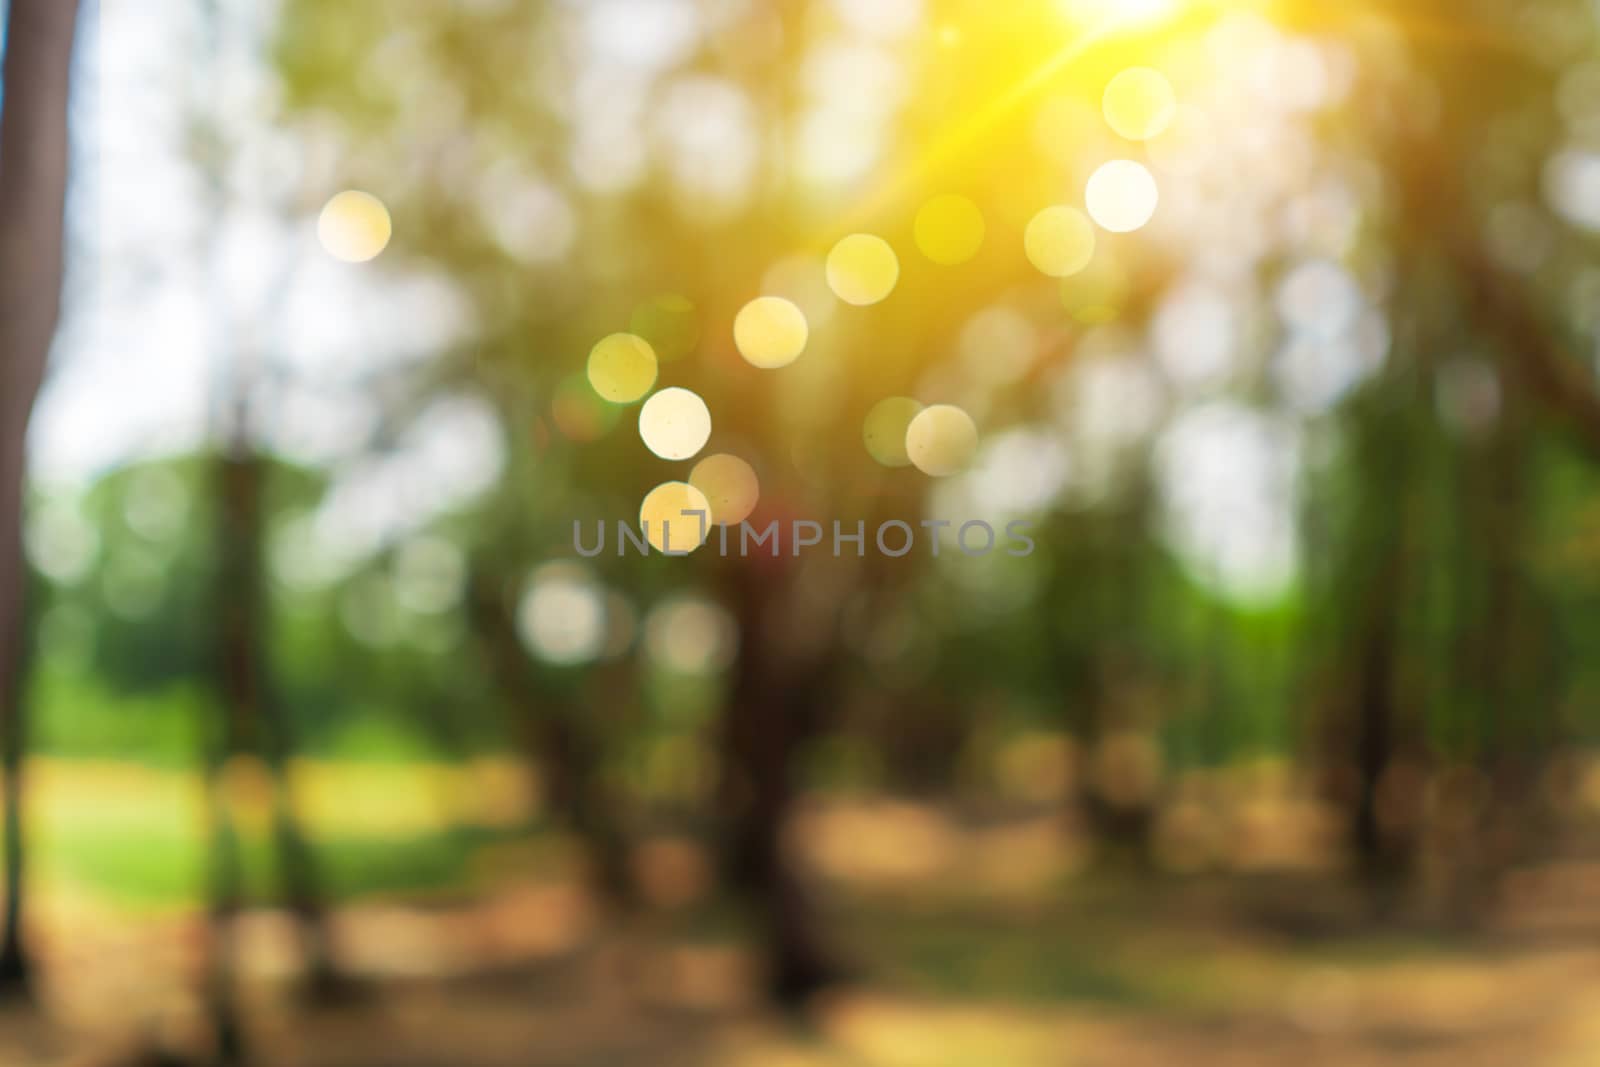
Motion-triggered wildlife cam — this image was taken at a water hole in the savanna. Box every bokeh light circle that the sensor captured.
[586,332,659,404]
[639,387,712,461]
[1024,206,1096,277]
[825,233,900,306]
[862,397,924,468]
[914,195,986,265]
[645,596,738,674]
[906,404,979,477]
[639,481,713,554]
[1086,160,1160,233]
[518,564,605,665]
[689,453,760,525]
[318,191,392,263]
[734,296,809,368]
[1103,67,1177,141]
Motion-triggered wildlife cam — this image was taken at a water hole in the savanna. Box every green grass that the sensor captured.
[35,821,521,909]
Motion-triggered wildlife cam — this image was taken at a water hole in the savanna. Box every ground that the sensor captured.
[5,761,1600,1066]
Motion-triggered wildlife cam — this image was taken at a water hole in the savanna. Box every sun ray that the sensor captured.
[837,19,1123,230]
[828,0,1528,239]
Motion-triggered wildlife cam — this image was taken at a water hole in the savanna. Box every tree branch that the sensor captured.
[1459,246,1600,462]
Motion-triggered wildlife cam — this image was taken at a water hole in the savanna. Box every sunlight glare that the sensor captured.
[1061,0,1176,28]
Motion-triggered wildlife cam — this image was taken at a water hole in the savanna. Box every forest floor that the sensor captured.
[4,763,1600,1066]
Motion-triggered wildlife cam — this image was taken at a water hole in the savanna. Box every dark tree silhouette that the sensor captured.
[0,0,81,997]
[465,557,637,906]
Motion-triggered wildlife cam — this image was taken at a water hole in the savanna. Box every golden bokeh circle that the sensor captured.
[914,195,986,266]
[1024,206,1096,278]
[689,453,760,526]
[586,332,659,404]
[906,404,979,477]
[734,296,810,369]
[318,191,392,263]
[825,234,900,306]
[639,481,713,554]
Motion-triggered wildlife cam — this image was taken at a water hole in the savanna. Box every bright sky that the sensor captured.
[31,0,501,573]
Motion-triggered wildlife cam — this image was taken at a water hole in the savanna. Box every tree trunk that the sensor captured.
[200,744,247,1066]
[214,447,341,1000]
[1341,391,1418,899]
[1051,504,1155,865]
[718,566,841,1007]
[0,0,81,997]
[200,451,263,1064]
[464,566,635,905]
[1350,585,1402,887]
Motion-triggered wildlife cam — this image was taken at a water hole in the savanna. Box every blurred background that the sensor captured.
[5,0,1600,1063]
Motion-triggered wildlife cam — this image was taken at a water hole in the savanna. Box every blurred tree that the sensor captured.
[208,416,343,1005]
[464,546,637,904]
[263,0,1192,1002]
[0,0,80,997]
[1292,0,1600,904]
[254,0,1600,998]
